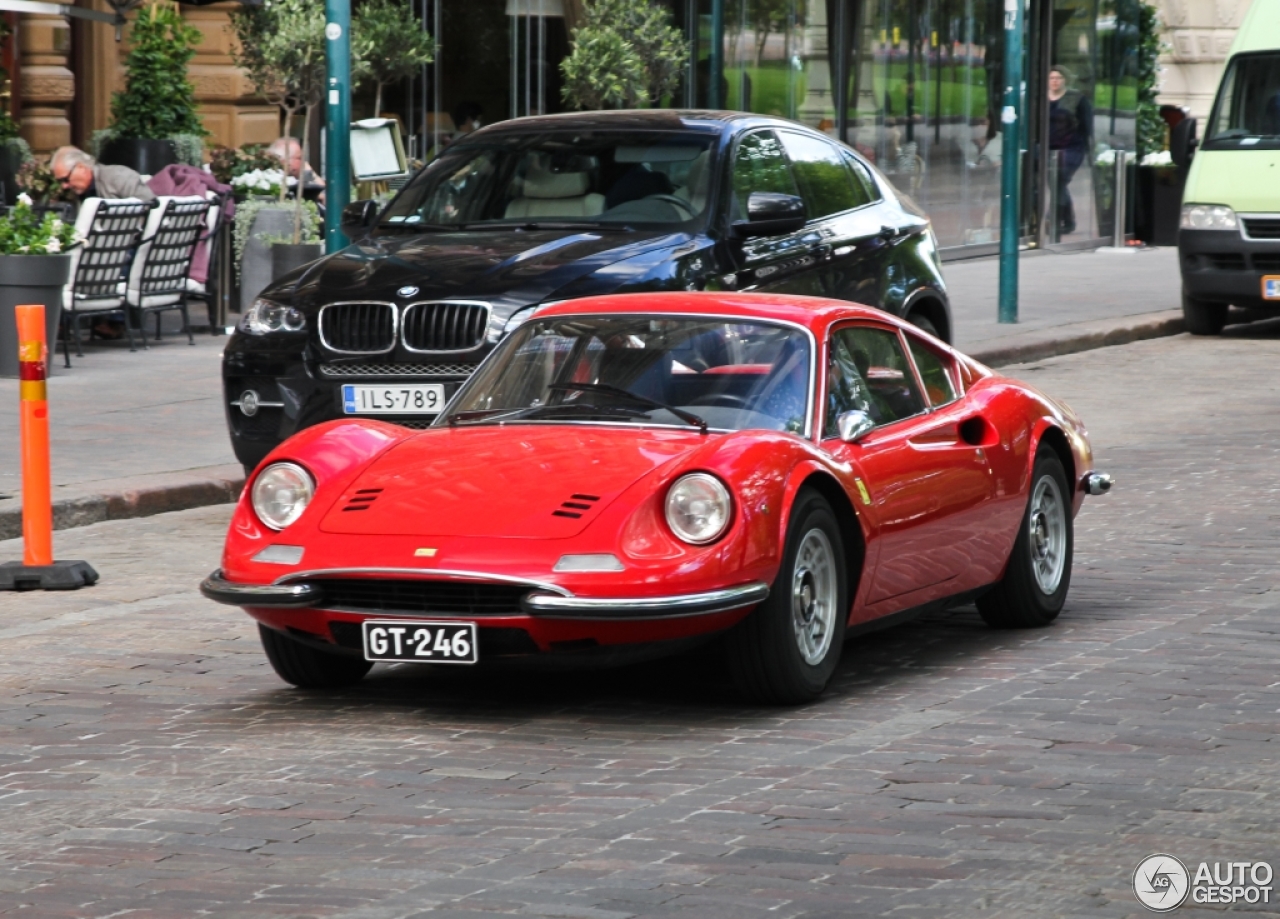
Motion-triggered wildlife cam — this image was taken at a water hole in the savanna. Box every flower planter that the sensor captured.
[1134,166,1184,247]
[271,242,323,281]
[98,138,178,177]
[238,205,296,314]
[0,254,71,378]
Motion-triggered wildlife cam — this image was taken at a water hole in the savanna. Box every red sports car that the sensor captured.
[201,292,1111,703]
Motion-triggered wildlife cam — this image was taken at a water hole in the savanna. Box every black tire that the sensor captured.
[906,310,941,340]
[258,624,373,688]
[1182,289,1227,336]
[726,489,848,703]
[977,449,1073,629]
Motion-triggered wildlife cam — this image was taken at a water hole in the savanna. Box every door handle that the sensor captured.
[879,225,899,241]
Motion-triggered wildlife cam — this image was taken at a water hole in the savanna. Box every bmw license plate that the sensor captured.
[362,620,478,664]
[1263,276,1280,301]
[342,384,446,414]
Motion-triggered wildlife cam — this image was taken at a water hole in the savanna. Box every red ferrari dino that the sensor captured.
[201,292,1111,703]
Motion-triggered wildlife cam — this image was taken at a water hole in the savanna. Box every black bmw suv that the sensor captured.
[223,110,951,471]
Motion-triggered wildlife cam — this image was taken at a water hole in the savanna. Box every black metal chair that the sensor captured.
[124,195,211,347]
[61,197,152,368]
[184,192,229,332]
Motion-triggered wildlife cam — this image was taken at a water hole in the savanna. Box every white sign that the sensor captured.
[325,22,342,40]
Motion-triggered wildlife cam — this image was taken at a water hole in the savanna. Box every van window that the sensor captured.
[1205,53,1280,150]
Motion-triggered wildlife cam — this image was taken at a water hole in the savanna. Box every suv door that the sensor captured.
[724,130,826,296]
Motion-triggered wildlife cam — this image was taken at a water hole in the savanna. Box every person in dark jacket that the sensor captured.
[1047,67,1093,235]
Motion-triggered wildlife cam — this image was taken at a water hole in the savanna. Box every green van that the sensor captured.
[1174,0,1280,334]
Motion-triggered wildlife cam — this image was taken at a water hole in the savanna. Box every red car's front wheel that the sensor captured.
[727,489,848,704]
[258,625,374,689]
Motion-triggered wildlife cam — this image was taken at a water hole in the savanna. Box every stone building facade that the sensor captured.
[1156,0,1256,120]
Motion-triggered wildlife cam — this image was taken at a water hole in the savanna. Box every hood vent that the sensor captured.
[552,493,600,519]
[342,488,384,512]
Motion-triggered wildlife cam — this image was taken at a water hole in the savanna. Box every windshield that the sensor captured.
[380,131,717,231]
[440,315,813,435]
[1205,52,1280,150]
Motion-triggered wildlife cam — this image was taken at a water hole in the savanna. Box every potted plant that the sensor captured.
[560,0,687,110]
[233,196,322,314]
[352,0,435,117]
[99,0,207,175]
[0,195,78,378]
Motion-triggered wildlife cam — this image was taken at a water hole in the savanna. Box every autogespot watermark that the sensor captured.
[1133,854,1273,911]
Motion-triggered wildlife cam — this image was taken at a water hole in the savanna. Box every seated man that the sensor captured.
[268,137,325,195]
[51,146,156,207]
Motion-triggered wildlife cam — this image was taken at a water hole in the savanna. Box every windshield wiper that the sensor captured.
[448,402,650,426]
[379,221,468,232]
[546,382,708,434]
[498,221,633,232]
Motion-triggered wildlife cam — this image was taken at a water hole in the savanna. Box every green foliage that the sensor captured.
[233,198,321,282]
[0,197,77,255]
[561,0,688,110]
[111,1,205,141]
[1135,0,1165,159]
[209,143,279,185]
[0,109,19,143]
[352,0,436,115]
[170,133,204,167]
[16,158,73,205]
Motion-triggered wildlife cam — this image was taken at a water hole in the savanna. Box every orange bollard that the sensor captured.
[16,305,52,566]
[0,305,97,591]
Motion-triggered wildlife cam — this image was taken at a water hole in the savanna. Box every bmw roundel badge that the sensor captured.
[397,285,420,298]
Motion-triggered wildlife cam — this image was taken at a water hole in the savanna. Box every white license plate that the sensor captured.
[362,620,478,664]
[342,384,445,414]
[1264,276,1280,301]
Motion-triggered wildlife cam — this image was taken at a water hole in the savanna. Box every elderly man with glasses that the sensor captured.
[50,146,156,206]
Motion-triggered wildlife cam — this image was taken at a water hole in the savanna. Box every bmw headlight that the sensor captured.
[239,298,307,335]
[1180,204,1238,231]
[665,473,732,545]
[251,462,315,530]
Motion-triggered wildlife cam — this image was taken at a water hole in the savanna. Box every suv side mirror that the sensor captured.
[732,192,807,238]
[340,200,379,238]
[837,409,875,443]
[1170,117,1197,169]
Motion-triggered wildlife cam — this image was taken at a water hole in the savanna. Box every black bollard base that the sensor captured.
[0,560,99,591]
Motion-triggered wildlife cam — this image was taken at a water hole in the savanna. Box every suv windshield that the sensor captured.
[440,316,813,435]
[1205,52,1280,150]
[381,131,716,230]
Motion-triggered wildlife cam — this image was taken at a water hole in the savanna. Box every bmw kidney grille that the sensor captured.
[319,302,396,354]
[319,301,489,354]
[402,301,490,352]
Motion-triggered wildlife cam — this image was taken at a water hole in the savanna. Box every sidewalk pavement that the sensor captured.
[0,244,1184,539]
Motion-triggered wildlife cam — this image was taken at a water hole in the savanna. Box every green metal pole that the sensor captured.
[998,0,1023,323]
[324,0,352,254]
[709,0,724,109]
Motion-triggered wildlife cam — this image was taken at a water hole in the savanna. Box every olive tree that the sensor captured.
[560,0,688,110]
[352,0,436,117]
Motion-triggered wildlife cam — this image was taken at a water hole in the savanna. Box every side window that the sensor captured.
[778,131,864,219]
[906,336,959,407]
[823,326,925,436]
[731,131,799,220]
[842,152,882,204]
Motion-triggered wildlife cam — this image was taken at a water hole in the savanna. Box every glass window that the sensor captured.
[444,317,812,435]
[823,327,925,437]
[381,131,717,229]
[906,336,958,407]
[779,131,866,218]
[843,152,882,203]
[1206,53,1280,149]
[730,131,800,219]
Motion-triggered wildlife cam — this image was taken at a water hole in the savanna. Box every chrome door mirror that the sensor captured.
[837,410,875,442]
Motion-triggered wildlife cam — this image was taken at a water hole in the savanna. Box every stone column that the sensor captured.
[18,14,74,155]
[1157,0,1256,121]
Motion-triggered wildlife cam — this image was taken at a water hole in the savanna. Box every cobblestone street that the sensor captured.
[1,327,1278,919]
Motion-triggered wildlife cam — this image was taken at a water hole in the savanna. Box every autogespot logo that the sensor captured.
[1133,854,1190,911]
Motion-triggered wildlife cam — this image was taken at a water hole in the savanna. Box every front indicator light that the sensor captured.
[665,473,732,545]
[554,554,625,572]
[251,462,315,531]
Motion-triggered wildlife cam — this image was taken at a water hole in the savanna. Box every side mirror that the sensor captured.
[731,192,807,238]
[837,409,875,443]
[1170,117,1197,170]
[340,200,379,238]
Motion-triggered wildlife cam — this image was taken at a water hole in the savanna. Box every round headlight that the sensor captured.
[665,473,732,545]
[251,462,315,530]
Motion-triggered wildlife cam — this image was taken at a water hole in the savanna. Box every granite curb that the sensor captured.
[965,309,1184,367]
[0,465,244,541]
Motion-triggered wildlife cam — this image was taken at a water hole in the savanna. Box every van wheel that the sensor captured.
[1182,290,1227,336]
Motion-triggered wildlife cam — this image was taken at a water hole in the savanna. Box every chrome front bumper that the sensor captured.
[1082,472,1114,496]
[199,569,769,621]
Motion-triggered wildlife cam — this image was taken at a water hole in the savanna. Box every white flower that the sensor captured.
[17,192,32,207]
[46,237,61,253]
[1141,150,1173,167]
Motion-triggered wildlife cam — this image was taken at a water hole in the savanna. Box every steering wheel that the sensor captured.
[687,393,752,409]
[644,194,696,219]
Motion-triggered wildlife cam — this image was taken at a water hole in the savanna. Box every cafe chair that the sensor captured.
[124,195,210,349]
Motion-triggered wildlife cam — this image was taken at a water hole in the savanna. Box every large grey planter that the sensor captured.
[239,205,297,314]
[0,253,71,378]
[271,242,323,282]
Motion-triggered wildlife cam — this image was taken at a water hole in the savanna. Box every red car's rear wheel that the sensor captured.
[258,625,374,689]
[977,449,1073,628]
[727,489,848,704]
